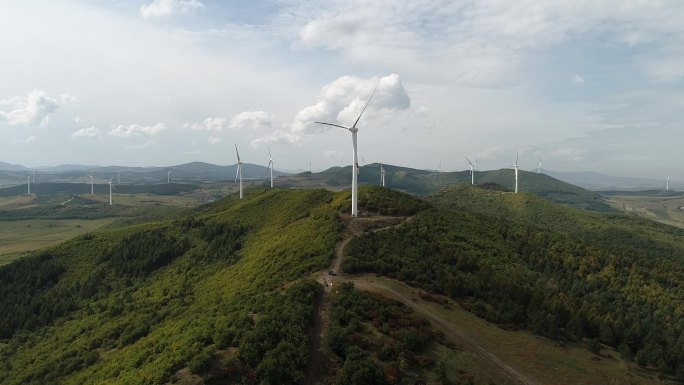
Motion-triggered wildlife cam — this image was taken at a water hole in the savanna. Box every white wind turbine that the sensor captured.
[167,170,172,184]
[315,85,377,217]
[108,177,114,206]
[466,157,475,185]
[513,153,519,194]
[235,144,243,199]
[267,147,274,188]
[380,163,386,187]
[667,176,670,191]
[537,154,542,174]
[88,173,94,195]
[26,176,31,196]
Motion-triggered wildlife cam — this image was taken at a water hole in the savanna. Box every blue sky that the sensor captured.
[1,0,683,180]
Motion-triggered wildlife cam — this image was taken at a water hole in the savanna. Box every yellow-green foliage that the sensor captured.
[0,188,341,385]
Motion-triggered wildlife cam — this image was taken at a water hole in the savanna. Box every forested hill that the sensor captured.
[345,185,684,380]
[0,188,342,385]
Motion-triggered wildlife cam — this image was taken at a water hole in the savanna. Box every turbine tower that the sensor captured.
[235,144,243,199]
[89,173,94,195]
[667,176,670,191]
[513,153,519,194]
[315,84,377,217]
[267,147,274,188]
[167,170,171,184]
[108,177,114,206]
[26,176,31,196]
[537,154,542,174]
[466,157,475,185]
[380,163,386,187]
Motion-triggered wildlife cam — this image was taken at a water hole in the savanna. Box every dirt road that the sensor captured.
[306,215,540,385]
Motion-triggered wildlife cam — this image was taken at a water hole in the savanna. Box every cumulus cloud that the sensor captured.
[184,117,229,132]
[109,123,166,138]
[0,90,71,126]
[140,0,205,19]
[230,111,274,131]
[252,74,410,147]
[71,127,102,140]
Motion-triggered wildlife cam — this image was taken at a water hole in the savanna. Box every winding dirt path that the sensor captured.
[305,215,539,385]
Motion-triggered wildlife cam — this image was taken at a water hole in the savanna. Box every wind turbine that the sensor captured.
[89,173,94,195]
[266,147,274,188]
[380,163,386,187]
[537,154,542,174]
[466,157,475,185]
[108,177,114,206]
[315,84,377,217]
[167,170,172,184]
[667,176,670,191]
[26,176,31,196]
[235,144,243,199]
[513,153,519,194]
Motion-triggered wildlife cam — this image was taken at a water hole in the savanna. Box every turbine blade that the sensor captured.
[315,121,350,130]
[268,146,272,159]
[235,144,241,162]
[466,157,473,166]
[351,83,378,129]
[235,165,240,182]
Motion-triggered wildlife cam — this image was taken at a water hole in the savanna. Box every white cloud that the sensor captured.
[230,111,274,131]
[109,123,166,138]
[184,117,229,132]
[208,136,222,144]
[572,74,586,84]
[252,73,411,147]
[322,149,344,159]
[71,126,102,140]
[0,90,68,126]
[549,147,586,161]
[140,0,205,19]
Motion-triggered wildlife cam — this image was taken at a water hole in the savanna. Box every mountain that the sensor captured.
[1,186,683,384]
[0,162,28,172]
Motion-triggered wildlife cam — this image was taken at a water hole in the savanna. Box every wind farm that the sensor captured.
[2,2,684,385]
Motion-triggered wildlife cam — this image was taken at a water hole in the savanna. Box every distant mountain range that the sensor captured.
[544,170,677,191]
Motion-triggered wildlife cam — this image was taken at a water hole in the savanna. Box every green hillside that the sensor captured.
[0,188,342,385]
[345,185,684,380]
[0,183,199,197]
[280,164,611,211]
[1,185,683,384]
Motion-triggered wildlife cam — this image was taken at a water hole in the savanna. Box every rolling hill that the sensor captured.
[1,186,683,384]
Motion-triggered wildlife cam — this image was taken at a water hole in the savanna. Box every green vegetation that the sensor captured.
[345,185,684,379]
[0,188,340,385]
[0,183,199,197]
[326,282,468,385]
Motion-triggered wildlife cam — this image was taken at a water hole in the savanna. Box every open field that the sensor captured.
[606,194,684,229]
[0,218,118,265]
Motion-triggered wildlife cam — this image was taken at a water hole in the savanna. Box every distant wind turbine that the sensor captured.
[167,170,172,184]
[466,157,475,185]
[26,176,31,196]
[380,163,386,187]
[89,173,94,195]
[667,176,670,191]
[108,177,114,206]
[513,153,519,194]
[267,147,274,188]
[537,154,542,174]
[315,84,377,217]
[235,144,243,199]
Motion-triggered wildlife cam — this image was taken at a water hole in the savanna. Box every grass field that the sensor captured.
[606,194,684,229]
[0,218,118,265]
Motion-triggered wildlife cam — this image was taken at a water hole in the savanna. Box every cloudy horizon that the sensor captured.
[1,0,683,179]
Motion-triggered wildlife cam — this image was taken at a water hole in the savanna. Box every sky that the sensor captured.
[1,0,683,179]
